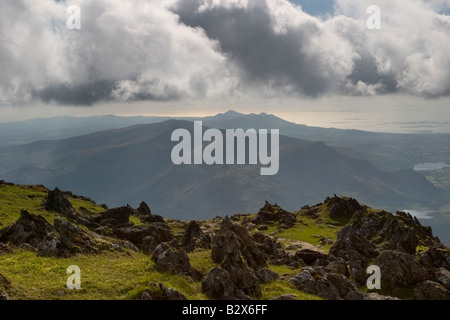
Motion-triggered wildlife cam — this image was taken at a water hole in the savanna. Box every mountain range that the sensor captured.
[0,116,441,222]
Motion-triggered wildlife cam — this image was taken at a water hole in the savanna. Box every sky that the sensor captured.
[0,0,450,131]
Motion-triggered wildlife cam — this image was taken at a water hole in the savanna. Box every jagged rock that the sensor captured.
[0,272,10,300]
[152,241,192,276]
[294,249,328,266]
[0,210,120,257]
[98,206,134,227]
[414,281,450,300]
[329,232,378,284]
[201,267,251,300]
[212,218,267,269]
[376,250,431,288]
[289,266,365,300]
[325,257,349,277]
[138,202,166,224]
[114,224,173,249]
[140,282,186,300]
[434,268,450,290]
[54,218,118,254]
[254,201,296,228]
[181,221,211,252]
[325,195,366,221]
[211,218,279,297]
[44,188,74,214]
[419,246,450,269]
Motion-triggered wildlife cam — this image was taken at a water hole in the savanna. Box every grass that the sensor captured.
[0,184,58,226]
[260,280,322,300]
[0,249,206,300]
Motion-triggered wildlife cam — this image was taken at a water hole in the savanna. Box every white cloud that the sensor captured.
[0,0,449,106]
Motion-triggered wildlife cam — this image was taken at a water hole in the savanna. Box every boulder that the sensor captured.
[181,221,210,252]
[289,266,365,300]
[114,224,173,249]
[138,202,166,224]
[325,195,366,221]
[44,188,74,214]
[375,250,431,288]
[152,241,192,276]
[98,206,134,226]
[414,280,450,300]
[434,267,450,290]
[201,267,251,300]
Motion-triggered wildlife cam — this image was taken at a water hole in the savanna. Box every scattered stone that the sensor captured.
[293,249,328,266]
[181,221,211,252]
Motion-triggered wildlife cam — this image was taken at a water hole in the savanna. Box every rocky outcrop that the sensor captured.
[253,201,296,229]
[0,210,120,257]
[293,249,328,266]
[181,221,211,252]
[413,280,450,300]
[114,223,173,251]
[209,218,279,298]
[152,240,192,276]
[201,267,251,300]
[140,282,186,300]
[324,195,367,221]
[289,266,365,300]
[44,188,74,215]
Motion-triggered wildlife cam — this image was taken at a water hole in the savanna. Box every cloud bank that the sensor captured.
[0,0,449,106]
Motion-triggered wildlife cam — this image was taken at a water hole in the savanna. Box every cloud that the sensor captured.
[0,0,449,106]
[0,0,233,105]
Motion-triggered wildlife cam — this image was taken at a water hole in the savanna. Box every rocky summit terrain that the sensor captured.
[0,181,449,300]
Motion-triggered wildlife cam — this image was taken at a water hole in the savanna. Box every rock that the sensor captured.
[54,218,118,255]
[289,266,365,300]
[210,218,278,297]
[212,218,267,270]
[201,267,251,300]
[329,233,378,285]
[375,250,431,288]
[325,195,366,221]
[99,206,134,226]
[419,246,450,269]
[434,268,450,290]
[181,221,210,252]
[254,201,296,228]
[138,202,166,224]
[293,249,328,266]
[152,242,192,276]
[44,188,74,214]
[114,224,173,249]
[140,282,186,300]
[414,281,450,300]
[0,210,120,257]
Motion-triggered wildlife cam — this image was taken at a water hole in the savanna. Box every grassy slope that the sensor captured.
[0,183,326,300]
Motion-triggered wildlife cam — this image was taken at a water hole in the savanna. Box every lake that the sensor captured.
[413,163,450,171]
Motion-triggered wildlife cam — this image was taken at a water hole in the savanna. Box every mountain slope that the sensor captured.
[0,120,439,220]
